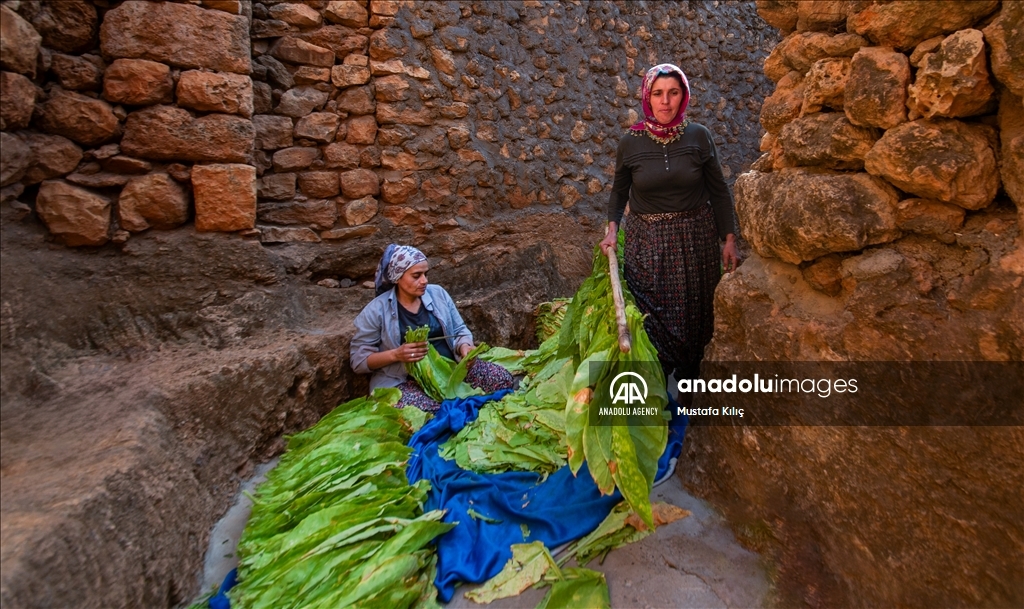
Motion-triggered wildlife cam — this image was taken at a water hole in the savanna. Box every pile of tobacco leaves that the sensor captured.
[227,239,676,608]
[228,391,446,608]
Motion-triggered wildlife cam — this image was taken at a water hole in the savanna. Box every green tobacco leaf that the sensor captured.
[478,347,530,374]
[536,568,610,609]
[464,542,559,604]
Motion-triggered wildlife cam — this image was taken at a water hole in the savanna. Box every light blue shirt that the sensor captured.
[350,284,474,390]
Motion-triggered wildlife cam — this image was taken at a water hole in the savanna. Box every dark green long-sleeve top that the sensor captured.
[607,122,738,240]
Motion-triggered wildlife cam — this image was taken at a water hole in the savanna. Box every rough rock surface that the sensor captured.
[35,89,119,146]
[100,0,251,74]
[34,180,110,246]
[984,1,1024,98]
[777,113,877,170]
[800,57,849,114]
[253,115,294,150]
[907,29,995,119]
[760,71,805,134]
[192,164,257,232]
[864,119,999,210]
[999,92,1024,209]
[102,58,174,106]
[0,131,32,186]
[18,0,98,54]
[735,168,900,263]
[176,71,254,118]
[0,71,36,130]
[684,205,1023,607]
[258,198,337,230]
[121,106,254,163]
[0,5,41,77]
[20,133,83,185]
[117,173,190,232]
[846,0,1000,50]
[49,53,104,91]
[844,46,910,129]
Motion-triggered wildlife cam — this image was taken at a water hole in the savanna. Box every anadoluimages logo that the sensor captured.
[609,371,648,405]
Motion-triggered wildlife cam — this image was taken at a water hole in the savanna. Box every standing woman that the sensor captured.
[599,64,740,385]
[350,244,514,411]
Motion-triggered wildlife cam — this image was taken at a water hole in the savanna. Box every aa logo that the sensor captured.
[610,371,648,405]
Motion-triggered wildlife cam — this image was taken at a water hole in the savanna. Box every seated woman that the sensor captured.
[350,244,514,411]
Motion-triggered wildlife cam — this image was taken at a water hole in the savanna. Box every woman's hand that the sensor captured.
[599,221,618,254]
[722,235,740,273]
[457,342,475,359]
[393,341,429,363]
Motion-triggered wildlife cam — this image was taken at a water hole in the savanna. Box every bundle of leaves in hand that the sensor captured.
[438,359,573,476]
[534,298,571,343]
[230,390,453,609]
[404,325,489,402]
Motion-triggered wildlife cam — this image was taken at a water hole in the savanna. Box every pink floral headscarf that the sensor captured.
[629,63,691,144]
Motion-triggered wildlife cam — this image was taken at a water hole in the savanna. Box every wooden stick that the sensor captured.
[605,226,631,353]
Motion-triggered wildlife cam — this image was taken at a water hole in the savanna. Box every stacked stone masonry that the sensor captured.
[747,0,1021,267]
[1,0,775,253]
[685,3,1024,609]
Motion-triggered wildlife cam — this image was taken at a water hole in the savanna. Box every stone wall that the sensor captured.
[0,0,773,258]
[681,1,1023,607]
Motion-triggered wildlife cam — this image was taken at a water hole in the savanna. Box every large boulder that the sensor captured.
[864,119,999,210]
[191,164,256,232]
[100,0,250,74]
[117,173,189,232]
[907,29,995,119]
[983,1,1024,99]
[735,168,900,264]
[176,71,254,118]
[844,47,910,130]
[0,132,32,187]
[0,71,36,130]
[777,113,878,170]
[0,6,41,77]
[999,92,1024,209]
[35,89,120,146]
[102,59,174,106]
[35,180,110,246]
[18,0,97,54]
[847,0,1000,50]
[121,105,254,163]
[20,134,83,185]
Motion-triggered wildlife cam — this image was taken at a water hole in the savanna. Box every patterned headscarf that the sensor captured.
[374,244,427,296]
[629,63,691,145]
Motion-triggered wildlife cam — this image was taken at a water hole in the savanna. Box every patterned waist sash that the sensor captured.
[632,206,709,223]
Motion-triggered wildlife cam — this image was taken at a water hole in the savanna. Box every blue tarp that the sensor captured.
[210,391,686,607]
[407,391,687,602]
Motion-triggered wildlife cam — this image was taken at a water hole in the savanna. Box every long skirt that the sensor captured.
[395,359,515,411]
[623,205,721,380]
